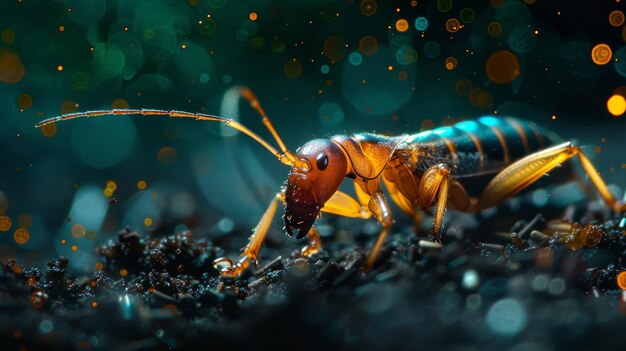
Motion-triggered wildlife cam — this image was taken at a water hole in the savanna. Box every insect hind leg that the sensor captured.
[478,141,626,212]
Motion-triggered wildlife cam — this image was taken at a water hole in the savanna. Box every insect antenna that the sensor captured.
[36,107,309,169]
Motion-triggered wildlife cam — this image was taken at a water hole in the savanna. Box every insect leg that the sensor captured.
[213,191,284,278]
[364,191,394,270]
[300,226,322,257]
[417,164,451,242]
[320,190,372,218]
[478,141,626,212]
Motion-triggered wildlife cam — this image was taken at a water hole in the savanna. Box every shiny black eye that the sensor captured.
[316,154,328,170]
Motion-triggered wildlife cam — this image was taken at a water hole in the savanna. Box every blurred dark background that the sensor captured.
[1,0,625,270]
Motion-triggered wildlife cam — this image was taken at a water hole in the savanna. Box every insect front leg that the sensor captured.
[213,191,284,278]
[478,141,626,212]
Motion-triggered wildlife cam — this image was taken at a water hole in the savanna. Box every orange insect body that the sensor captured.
[36,87,625,278]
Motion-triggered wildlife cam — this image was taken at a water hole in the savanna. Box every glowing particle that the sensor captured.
[551,115,556,120]
[618,271,626,289]
[459,8,475,23]
[437,0,452,12]
[137,180,147,190]
[144,217,153,226]
[61,239,66,245]
[0,216,11,232]
[359,36,378,56]
[41,122,57,139]
[57,65,63,71]
[395,19,409,32]
[487,22,502,37]
[91,301,98,308]
[349,52,363,65]
[284,59,302,78]
[591,44,612,65]
[111,98,129,109]
[320,65,330,74]
[388,65,394,71]
[71,223,86,238]
[414,17,429,31]
[445,18,461,33]
[445,57,457,70]
[14,228,29,244]
[360,0,377,16]
[2,29,16,44]
[323,36,347,61]
[0,49,25,83]
[485,50,521,84]
[17,94,32,109]
[607,94,626,116]
[158,146,178,164]
[71,245,78,252]
[119,268,128,277]
[609,10,625,27]
[95,262,104,271]
[249,12,258,21]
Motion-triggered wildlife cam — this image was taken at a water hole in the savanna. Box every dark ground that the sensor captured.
[2,201,626,351]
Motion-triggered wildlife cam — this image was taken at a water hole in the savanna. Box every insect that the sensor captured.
[37,87,625,278]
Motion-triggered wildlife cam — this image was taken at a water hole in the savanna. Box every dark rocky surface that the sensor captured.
[2,204,626,351]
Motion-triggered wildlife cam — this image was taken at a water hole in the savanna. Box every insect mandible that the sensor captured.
[36,86,626,278]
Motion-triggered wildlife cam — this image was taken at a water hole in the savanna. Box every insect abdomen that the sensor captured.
[404,116,568,197]
[406,116,561,174]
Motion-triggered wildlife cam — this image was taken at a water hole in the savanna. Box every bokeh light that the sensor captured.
[445,18,461,33]
[485,50,520,84]
[423,41,441,58]
[397,47,419,64]
[609,10,625,27]
[0,216,11,232]
[437,0,452,12]
[591,44,612,65]
[607,94,626,116]
[359,36,379,56]
[618,271,626,290]
[14,228,30,245]
[284,59,302,78]
[445,57,457,70]
[459,8,475,23]
[414,17,428,31]
[323,36,347,61]
[395,19,409,32]
[0,49,25,83]
[360,0,377,16]
[487,22,502,37]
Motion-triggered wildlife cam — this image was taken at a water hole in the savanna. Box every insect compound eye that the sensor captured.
[316,153,329,170]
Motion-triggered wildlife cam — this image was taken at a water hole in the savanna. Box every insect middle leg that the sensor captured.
[478,141,626,212]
